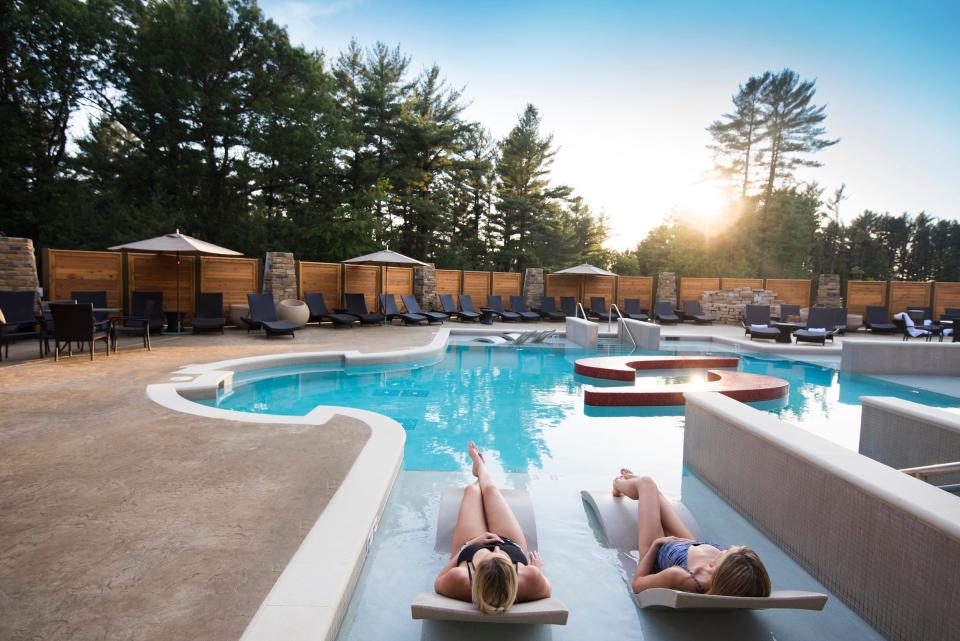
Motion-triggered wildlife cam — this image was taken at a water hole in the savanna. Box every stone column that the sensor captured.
[816,274,841,307]
[522,268,544,307]
[656,272,677,306]
[262,252,298,303]
[413,265,436,311]
[0,236,40,313]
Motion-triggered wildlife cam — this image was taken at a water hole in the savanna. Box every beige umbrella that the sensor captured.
[551,263,617,313]
[109,230,241,332]
[342,247,427,267]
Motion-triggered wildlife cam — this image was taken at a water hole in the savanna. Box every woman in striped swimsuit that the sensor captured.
[613,469,771,597]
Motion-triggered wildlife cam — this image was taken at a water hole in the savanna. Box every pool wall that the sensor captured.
[841,339,960,374]
[683,391,960,641]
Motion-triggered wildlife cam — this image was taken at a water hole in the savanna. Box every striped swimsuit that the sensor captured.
[653,540,727,593]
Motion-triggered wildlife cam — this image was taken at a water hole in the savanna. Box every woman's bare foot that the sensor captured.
[468,442,485,478]
[612,468,637,496]
[620,468,636,479]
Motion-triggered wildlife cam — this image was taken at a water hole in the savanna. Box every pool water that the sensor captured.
[202,341,959,471]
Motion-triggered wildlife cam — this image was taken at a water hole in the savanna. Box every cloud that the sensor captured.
[267,0,364,47]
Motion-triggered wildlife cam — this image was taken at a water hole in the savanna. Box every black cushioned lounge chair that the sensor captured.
[559,296,578,318]
[509,296,541,321]
[50,302,110,361]
[742,305,780,341]
[439,294,479,322]
[589,297,613,322]
[244,293,300,336]
[459,294,484,320]
[487,296,521,321]
[865,306,897,333]
[111,299,154,351]
[777,304,801,322]
[305,292,357,327]
[0,290,43,361]
[793,307,838,345]
[345,293,385,325]
[623,298,648,321]
[192,293,226,333]
[72,291,111,332]
[831,307,848,335]
[402,295,447,324]
[131,291,165,333]
[654,301,680,324]
[382,294,427,325]
[682,300,715,324]
[537,297,566,321]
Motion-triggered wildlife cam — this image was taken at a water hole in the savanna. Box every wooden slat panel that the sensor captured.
[46,250,123,306]
[343,264,380,310]
[933,282,960,318]
[888,281,932,314]
[298,262,341,306]
[200,256,258,314]
[583,275,615,307]
[616,276,653,310]
[491,272,521,308]
[721,278,763,290]
[462,271,491,305]
[846,281,887,317]
[127,253,196,318]
[545,274,580,301]
[765,279,812,308]
[435,270,461,297]
[679,277,721,304]
[384,267,413,303]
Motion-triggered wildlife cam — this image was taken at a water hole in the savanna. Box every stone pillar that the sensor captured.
[0,236,40,313]
[816,274,841,307]
[656,272,677,305]
[414,265,436,311]
[522,268,544,307]
[262,252,298,303]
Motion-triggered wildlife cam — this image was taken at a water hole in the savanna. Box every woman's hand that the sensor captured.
[528,551,544,568]
[462,532,502,548]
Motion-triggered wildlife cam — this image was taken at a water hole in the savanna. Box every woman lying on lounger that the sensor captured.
[613,469,771,597]
[434,443,552,614]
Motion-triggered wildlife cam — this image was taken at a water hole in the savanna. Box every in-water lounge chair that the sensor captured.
[682,300,715,324]
[623,298,649,321]
[509,296,542,321]
[410,488,568,624]
[345,293,385,325]
[439,293,479,322]
[865,306,897,333]
[244,293,300,337]
[559,296,578,318]
[580,490,828,611]
[537,297,566,321]
[742,305,781,341]
[381,294,427,325]
[305,292,357,327]
[487,295,521,322]
[401,295,446,324]
[654,301,680,324]
[191,293,226,333]
[793,307,838,345]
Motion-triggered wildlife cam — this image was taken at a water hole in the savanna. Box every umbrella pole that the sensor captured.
[175,250,181,333]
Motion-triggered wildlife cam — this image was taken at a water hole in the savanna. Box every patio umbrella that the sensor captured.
[341,247,427,267]
[108,230,241,332]
[551,263,618,314]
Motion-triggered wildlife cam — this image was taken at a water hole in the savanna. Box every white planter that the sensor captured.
[229,304,249,327]
[278,299,309,326]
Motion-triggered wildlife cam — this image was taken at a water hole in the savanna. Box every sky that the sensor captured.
[260,0,960,250]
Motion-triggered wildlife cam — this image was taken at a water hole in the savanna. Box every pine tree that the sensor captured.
[706,72,771,198]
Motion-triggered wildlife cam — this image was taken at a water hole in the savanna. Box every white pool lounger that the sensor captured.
[410,488,569,625]
[580,490,828,611]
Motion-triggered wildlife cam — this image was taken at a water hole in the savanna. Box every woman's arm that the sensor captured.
[630,566,688,593]
[517,551,551,601]
[635,535,676,579]
[434,560,471,601]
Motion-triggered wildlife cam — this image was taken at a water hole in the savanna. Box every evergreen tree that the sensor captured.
[706,72,771,198]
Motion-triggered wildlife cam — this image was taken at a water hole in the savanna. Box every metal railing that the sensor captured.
[576,302,588,320]
[609,303,637,351]
[899,462,960,482]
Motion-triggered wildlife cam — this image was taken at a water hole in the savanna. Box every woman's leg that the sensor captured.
[470,443,528,551]
[449,482,487,558]
[614,475,664,553]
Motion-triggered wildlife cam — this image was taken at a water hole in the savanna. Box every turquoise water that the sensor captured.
[200,341,959,471]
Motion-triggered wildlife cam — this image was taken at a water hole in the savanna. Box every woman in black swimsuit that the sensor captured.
[434,443,552,613]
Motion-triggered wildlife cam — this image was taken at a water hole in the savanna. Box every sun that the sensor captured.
[678,181,732,226]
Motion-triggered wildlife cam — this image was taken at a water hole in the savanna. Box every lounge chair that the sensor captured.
[589,297,613,322]
[439,293,479,322]
[580,490,828,611]
[623,298,649,322]
[381,294,427,325]
[537,297,566,321]
[0,290,43,361]
[831,307,848,335]
[191,293,226,333]
[487,295,521,321]
[742,305,780,341]
[559,296,578,318]
[682,300,715,324]
[111,299,154,351]
[49,302,110,361]
[459,294,485,321]
[654,301,680,324]
[344,293,385,325]
[130,291,165,333]
[509,296,542,321]
[894,311,934,342]
[72,291,111,332]
[793,307,838,345]
[410,488,568,624]
[865,306,897,333]
[401,295,447,324]
[305,292,357,327]
[777,304,801,322]
[244,293,300,336]
[471,329,555,345]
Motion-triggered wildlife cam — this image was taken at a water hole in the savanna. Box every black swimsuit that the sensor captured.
[456,537,528,582]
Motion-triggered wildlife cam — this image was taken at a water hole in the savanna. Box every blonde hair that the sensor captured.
[471,554,518,614]
[707,547,771,597]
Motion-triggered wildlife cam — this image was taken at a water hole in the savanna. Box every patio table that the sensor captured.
[772,321,806,343]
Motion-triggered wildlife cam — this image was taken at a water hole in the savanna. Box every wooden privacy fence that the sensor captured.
[343,264,380,308]
[617,276,654,311]
[299,261,341,306]
[435,269,462,298]
[544,274,580,300]
[764,279,812,308]
[888,281,932,315]
[491,272,522,308]
[846,281,887,317]
[678,278,721,305]
[198,256,259,315]
[720,277,763,290]
[675,276,811,308]
[43,249,123,307]
[582,276,616,307]
[383,267,414,300]
[462,271,491,305]
[933,282,960,317]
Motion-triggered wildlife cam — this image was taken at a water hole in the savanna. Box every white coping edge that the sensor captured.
[861,396,960,436]
[663,332,843,356]
[684,391,960,542]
